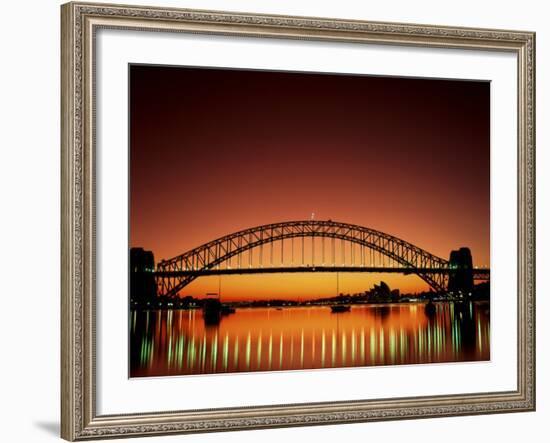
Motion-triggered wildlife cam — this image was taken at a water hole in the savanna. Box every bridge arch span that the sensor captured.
[156,220,449,298]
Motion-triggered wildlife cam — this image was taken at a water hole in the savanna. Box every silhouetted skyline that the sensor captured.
[130,64,490,299]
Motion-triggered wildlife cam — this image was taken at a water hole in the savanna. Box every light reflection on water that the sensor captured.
[130,302,490,377]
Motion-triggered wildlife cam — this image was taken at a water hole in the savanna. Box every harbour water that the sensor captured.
[130,302,490,377]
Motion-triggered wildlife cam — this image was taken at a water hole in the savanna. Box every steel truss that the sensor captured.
[156,220,461,298]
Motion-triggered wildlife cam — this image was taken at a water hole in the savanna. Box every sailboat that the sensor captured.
[330,272,350,313]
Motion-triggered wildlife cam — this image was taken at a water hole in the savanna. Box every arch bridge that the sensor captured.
[155,220,489,298]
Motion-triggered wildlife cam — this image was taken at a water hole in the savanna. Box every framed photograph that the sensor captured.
[61,1,535,440]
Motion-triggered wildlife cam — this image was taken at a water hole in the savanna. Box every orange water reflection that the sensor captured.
[130,302,490,377]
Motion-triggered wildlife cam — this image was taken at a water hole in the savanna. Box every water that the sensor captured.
[130,302,490,377]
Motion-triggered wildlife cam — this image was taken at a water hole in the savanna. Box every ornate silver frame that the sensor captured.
[61,2,536,440]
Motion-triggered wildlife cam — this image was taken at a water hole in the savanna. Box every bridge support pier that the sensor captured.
[447,247,474,296]
[130,247,157,304]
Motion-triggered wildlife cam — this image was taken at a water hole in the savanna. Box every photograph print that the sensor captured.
[129,65,490,378]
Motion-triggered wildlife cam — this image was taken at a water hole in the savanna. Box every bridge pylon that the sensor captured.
[447,247,474,296]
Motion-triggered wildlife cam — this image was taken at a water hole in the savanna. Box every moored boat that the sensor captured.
[330,305,351,313]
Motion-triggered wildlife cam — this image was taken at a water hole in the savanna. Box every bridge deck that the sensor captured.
[155,266,490,279]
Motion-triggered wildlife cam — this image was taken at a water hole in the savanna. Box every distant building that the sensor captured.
[390,289,400,302]
[130,247,157,303]
[370,281,392,302]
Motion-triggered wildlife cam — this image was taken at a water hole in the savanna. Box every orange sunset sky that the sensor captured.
[130,65,490,300]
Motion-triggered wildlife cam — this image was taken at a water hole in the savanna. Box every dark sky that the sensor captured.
[130,64,490,298]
